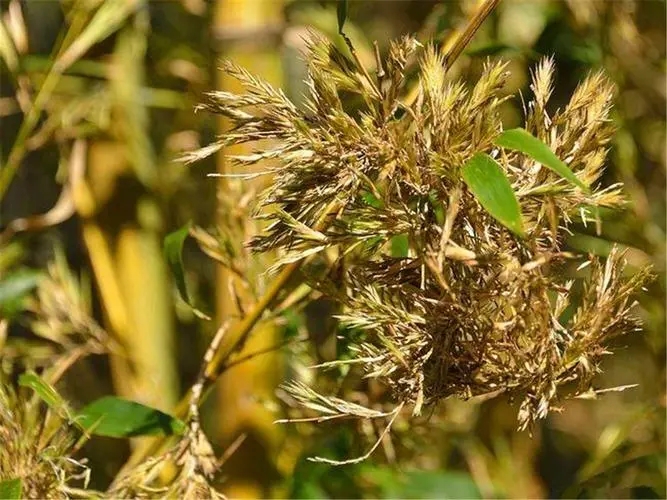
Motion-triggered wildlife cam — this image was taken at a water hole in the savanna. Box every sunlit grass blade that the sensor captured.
[462,153,525,237]
[494,128,589,192]
[18,370,72,418]
[55,0,140,72]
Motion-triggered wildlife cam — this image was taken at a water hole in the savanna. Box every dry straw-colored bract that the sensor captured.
[187,35,651,439]
[0,381,90,499]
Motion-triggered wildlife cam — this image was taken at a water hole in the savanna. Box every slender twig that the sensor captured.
[307,403,404,466]
[217,433,247,468]
[188,322,230,426]
[203,198,343,380]
[220,335,308,373]
[120,198,343,472]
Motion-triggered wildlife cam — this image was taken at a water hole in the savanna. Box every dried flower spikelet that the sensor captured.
[188,35,651,433]
[0,381,90,498]
[108,418,224,499]
[28,250,110,353]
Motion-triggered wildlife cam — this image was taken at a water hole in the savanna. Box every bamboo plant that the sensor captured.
[184,17,652,464]
[0,0,655,497]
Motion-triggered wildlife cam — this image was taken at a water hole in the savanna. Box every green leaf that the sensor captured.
[164,222,192,303]
[336,0,349,34]
[0,269,42,318]
[462,153,525,237]
[55,0,140,72]
[75,396,186,438]
[0,478,22,500]
[390,234,409,258]
[494,128,589,192]
[18,371,71,416]
[163,222,210,320]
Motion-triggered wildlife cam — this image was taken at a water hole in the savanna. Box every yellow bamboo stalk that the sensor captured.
[82,142,179,413]
[210,0,284,497]
[75,11,179,419]
[122,0,505,481]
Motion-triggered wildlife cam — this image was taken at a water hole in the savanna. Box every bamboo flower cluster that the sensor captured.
[188,35,651,432]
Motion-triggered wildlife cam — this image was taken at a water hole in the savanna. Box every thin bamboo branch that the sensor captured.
[120,198,343,473]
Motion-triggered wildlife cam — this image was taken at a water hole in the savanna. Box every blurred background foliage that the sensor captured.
[0,0,664,498]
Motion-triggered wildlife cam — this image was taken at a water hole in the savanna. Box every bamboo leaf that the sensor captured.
[462,153,525,237]
[163,222,211,320]
[18,371,72,418]
[164,222,192,303]
[0,478,22,500]
[75,396,186,438]
[494,128,589,192]
[55,0,140,72]
[336,0,349,34]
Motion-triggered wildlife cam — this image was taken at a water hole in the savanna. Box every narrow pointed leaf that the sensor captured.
[18,371,70,415]
[336,0,349,34]
[462,153,525,237]
[0,478,22,500]
[164,222,191,303]
[55,0,140,72]
[494,128,589,192]
[163,223,210,319]
[75,396,186,438]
